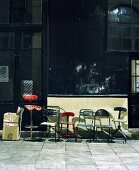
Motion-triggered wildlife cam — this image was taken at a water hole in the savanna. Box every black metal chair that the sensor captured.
[40,106,62,142]
[112,107,127,143]
[94,109,112,141]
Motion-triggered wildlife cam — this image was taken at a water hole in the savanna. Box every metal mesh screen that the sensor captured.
[49,0,107,95]
[0,49,15,101]
[20,49,42,99]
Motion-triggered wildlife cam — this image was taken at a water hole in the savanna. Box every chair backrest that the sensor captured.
[16,107,24,118]
[42,106,62,123]
[79,109,94,123]
[16,107,25,136]
[95,109,110,125]
[95,109,109,117]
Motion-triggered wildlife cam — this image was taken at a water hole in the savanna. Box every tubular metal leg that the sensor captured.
[112,124,126,143]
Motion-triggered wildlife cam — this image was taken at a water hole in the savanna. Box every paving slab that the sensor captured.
[0,139,139,170]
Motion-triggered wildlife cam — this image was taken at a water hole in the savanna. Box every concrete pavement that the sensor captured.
[0,137,139,170]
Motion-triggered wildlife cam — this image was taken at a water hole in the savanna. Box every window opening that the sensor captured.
[107,4,139,51]
[131,59,139,93]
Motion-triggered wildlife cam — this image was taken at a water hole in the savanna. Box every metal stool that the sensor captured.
[112,107,127,143]
[60,112,77,141]
[23,95,42,141]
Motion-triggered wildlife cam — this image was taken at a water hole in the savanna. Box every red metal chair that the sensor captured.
[60,112,77,141]
[23,94,42,141]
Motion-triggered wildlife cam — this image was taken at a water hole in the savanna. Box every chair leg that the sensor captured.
[112,127,126,143]
[119,129,127,143]
[73,124,77,142]
[54,126,56,142]
[89,127,93,143]
[75,126,78,142]
[112,128,119,136]
[108,127,111,140]
[48,125,51,137]
[94,127,97,141]
[57,123,60,141]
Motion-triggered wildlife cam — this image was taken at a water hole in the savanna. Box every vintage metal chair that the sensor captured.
[94,109,112,141]
[40,106,62,142]
[59,111,77,141]
[76,109,94,142]
[112,107,127,143]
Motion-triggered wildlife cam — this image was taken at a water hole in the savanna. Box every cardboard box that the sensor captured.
[3,112,19,123]
[2,123,19,140]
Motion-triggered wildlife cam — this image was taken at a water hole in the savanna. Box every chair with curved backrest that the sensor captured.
[40,106,62,142]
[94,109,112,141]
[112,107,127,143]
[60,111,77,141]
[76,109,94,142]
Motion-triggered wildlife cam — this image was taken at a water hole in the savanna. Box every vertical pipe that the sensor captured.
[30,110,33,138]
[131,0,134,50]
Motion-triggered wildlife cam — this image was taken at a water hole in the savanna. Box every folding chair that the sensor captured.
[40,106,63,142]
[94,109,112,141]
[76,109,94,142]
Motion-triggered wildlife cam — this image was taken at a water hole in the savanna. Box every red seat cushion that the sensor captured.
[24,105,42,111]
[23,95,38,101]
[61,112,74,117]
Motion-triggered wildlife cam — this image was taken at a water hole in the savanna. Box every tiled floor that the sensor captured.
[0,138,139,170]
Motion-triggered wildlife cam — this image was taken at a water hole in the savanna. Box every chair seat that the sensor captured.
[112,119,127,123]
[95,124,112,128]
[61,122,75,125]
[23,95,38,101]
[77,123,94,127]
[40,122,57,126]
[24,105,42,111]
[25,125,38,129]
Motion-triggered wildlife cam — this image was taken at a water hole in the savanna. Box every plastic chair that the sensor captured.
[76,109,94,142]
[94,109,112,141]
[112,107,127,143]
[60,111,77,141]
[40,106,62,142]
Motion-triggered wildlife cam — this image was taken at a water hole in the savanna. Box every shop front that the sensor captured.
[0,0,139,130]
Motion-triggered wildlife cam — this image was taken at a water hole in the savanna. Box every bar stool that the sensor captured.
[112,107,127,143]
[60,112,77,141]
[23,94,42,141]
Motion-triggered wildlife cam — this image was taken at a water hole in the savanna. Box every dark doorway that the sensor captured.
[0,30,44,128]
[129,57,139,128]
